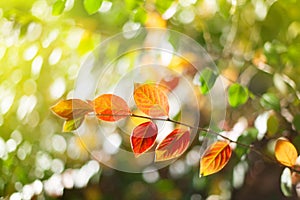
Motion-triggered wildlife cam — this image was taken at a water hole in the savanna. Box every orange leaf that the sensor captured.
[275,137,298,167]
[51,99,93,120]
[200,141,232,176]
[155,129,190,161]
[94,94,131,122]
[134,83,169,117]
[131,121,158,157]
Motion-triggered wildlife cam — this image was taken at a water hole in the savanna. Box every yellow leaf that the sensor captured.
[51,99,93,120]
[275,137,298,167]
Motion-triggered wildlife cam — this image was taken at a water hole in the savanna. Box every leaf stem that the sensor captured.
[97,113,253,150]
[93,113,297,170]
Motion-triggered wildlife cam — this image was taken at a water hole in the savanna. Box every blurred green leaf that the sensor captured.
[217,0,231,19]
[52,0,66,16]
[267,114,279,136]
[293,114,300,131]
[84,0,103,15]
[235,128,258,159]
[125,0,144,10]
[155,0,173,14]
[133,7,147,23]
[63,117,84,132]
[198,68,218,95]
[260,93,281,112]
[228,83,249,107]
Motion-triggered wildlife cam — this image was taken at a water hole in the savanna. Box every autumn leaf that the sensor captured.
[134,83,169,117]
[275,137,297,167]
[155,129,190,161]
[131,121,158,157]
[63,117,84,132]
[200,141,232,177]
[94,94,131,122]
[51,99,93,120]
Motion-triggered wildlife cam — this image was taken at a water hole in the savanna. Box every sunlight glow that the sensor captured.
[66,28,84,49]
[0,137,7,159]
[42,29,59,48]
[99,1,112,13]
[103,133,122,154]
[178,8,195,24]
[52,135,67,153]
[17,95,37,121]
[51,159,65,173]
[142,167,160,183]
[255,112,269,140]
[48,48,62,65]
[0,90,15,114]
[6,139,17,153]
[23,45,38,61]
[31,56,43,77]
[169,159,187,178]
[179,0,197,7]
[26,22,42,42]
[49,77,66,99]
[122,21,141,39]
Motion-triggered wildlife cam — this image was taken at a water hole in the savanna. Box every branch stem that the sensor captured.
[93,112,296,170]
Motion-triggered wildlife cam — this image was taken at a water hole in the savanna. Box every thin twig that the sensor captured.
[94,112,300,172]
[97,113,253,149]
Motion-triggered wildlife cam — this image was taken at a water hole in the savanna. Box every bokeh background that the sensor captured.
[1,0,300,199]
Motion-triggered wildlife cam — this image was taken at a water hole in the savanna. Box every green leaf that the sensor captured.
[133,7,147,24]
[52,0,66,16]
[84,0,103,15]
[267,114,279,136]
[293,114,300,131]
[228,83,249,107]
[235,128,258,159]
[125,0,143,10]
[198,68,218,95]
[155,0,173,14]
[260,93,280,111]
[63,117,84,132]
[218,0,231,19]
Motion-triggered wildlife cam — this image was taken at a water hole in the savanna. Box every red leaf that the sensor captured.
[200,141,232,176]
[51,99,93,120]
[131,121,158,157]
[155,129,190,161]
[134,83,169,117]
[94,94,131,121]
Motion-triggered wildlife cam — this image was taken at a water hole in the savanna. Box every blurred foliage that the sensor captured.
[0,0,300,199]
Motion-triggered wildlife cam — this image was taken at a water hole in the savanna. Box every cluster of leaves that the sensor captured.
[52,78,295,183]
[52,78,300,193]
[52,83,191,162]
[52,82,236,176]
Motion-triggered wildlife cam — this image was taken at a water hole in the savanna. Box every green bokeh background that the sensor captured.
[1,0,300,199]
